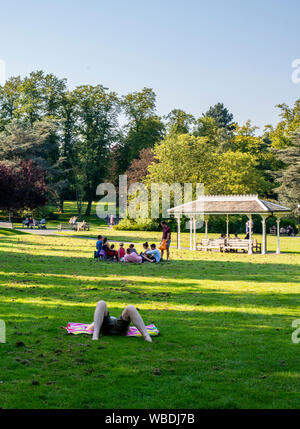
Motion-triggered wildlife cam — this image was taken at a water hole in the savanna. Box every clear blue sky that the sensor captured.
[1,0,300,130]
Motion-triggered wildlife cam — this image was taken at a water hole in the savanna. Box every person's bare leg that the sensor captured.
[122,305,152,342]
[161,249,164,260]
[143,254,155,263]
[90,300,108,340]
[166,247,170,261]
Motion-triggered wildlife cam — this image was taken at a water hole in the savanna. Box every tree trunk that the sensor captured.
[85,200,92,216]
[76,189,82,221]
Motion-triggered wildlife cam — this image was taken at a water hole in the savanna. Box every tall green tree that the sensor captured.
[265,100,300,148]
[146,133,271,196]
[114,88,165,179]
[165,109,195,135]
[203,102,235,130]
[273,129,300,214]
[72,85,120,215]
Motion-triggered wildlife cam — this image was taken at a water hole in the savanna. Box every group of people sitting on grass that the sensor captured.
[94,236,161,263]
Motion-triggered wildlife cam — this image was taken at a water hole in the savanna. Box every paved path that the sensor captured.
[15,228,183,249]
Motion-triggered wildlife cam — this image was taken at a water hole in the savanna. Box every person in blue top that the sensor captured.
[95,235,103,258]
[146,243,161,263]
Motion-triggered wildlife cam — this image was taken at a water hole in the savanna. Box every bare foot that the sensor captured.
[144,334,152,343]
[87,323,94,331]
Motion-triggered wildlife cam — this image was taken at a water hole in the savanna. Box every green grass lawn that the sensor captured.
[0,226,300,409]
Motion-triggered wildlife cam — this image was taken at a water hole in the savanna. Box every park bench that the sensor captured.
[0,221,14,229]
[57,223,74,232]
[57,222,90,232]
[224,239,261,253]
[196,238,225,252]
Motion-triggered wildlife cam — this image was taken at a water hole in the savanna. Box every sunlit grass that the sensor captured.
[0,229,300,408]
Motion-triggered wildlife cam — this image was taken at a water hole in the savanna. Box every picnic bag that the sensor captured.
[158,239,167,251]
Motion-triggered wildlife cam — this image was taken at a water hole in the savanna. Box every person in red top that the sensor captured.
[118,242,125,261]
[160,220,171,261]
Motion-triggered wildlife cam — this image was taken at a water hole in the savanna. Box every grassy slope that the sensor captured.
[0,226,300,409]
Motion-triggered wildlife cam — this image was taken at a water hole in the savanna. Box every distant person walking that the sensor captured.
[160,221,171,261]
[109,214,114,229]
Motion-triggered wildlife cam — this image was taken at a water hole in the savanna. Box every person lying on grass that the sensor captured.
[87,300,152,342]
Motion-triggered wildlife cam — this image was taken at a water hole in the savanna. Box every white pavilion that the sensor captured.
[168,194,291,255]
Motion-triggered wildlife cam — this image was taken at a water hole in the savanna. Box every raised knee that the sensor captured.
[97,300,106,307]
[125,304,135,312]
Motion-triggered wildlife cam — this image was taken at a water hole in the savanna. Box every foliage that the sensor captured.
[0,160,48,213]
[114,217,160,231]
[125,148,156,185]
[165,109,195,135]
[146,134,271,196]
[265,100,300,148]
[273,129,300,215]
[203,102,235,130]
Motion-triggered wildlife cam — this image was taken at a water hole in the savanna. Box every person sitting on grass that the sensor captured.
[87,300,152,342]
[129,243,138,254]
[95,235,103,258]
[146,243,161,263]
[139,242,155,262]
[118,242,125,261]
[107,243,119,261]
[124,248,143,263]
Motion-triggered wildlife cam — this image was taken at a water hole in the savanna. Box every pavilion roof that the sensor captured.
[168,195,291,216]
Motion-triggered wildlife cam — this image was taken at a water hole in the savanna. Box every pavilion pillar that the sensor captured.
[176,216,181,249]
[189,217,193,250]
[193,216,196,250]
[226,214,229,240]
[204,216,209,239]
[247,214,253,254]
[261,214,268,255]
[276,215,283,254]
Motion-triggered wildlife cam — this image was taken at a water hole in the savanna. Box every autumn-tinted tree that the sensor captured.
[0,160,48,215]
[125,148,156,185]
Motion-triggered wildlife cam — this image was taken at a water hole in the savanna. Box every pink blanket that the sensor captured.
[62,322,159,337]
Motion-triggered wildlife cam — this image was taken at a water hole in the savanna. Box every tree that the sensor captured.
[266,100,300,148]
[165,109,195,135]
[0,160,48,216]
[211,151,272,195]
[146,133,218,187]
[0,118,67,206]
[114,88,165,177]
[72,85,120,215]
[0,76,22,130]
[203,103,235,130]
[273,129,300,215]
[193,116,232,150]
[146,133,271,196]
[125,148,156,185]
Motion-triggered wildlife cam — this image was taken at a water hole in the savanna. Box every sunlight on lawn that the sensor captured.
[0,230,300,409]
